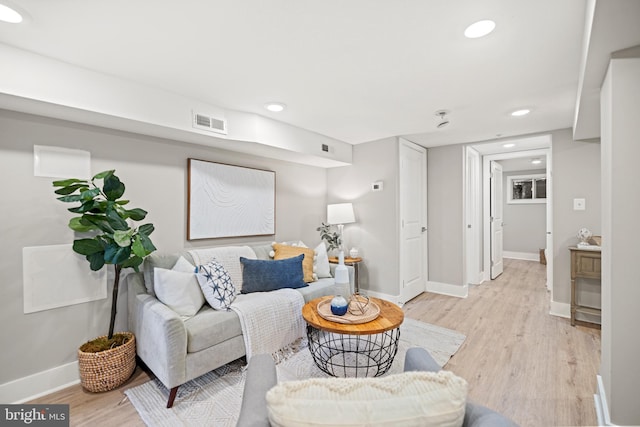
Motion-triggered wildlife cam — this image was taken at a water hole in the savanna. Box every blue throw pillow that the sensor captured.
[240,255,308,294]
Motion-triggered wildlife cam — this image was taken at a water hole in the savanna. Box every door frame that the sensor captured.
[464,146,483,285]
[398,138,428,304]
[480,147,553,291]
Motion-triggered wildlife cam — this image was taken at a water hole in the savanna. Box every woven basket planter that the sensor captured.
[77,332,136,392]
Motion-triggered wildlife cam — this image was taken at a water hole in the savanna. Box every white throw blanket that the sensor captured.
[230,288,306,361]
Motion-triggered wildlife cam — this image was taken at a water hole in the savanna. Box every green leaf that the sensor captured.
[52,178,86,187]
[57,194,83,203]
[68,217,97,232]
[116,200,130,205]
[80,188,101,201]
[54,184,89,195]
[103,174,125,201]
[138,233,157,254]
[68,200,97,214]
[92,170,114,180]
[114,229,133,247]
[73,238,104,256]
[124,208,147,221]
[104,243,131,265]
[87,252,106,271]
[138,223,155,236]
[131,235,146,258]
[105,206,128,231]
[121,255,143,272]
[81,215,114,234]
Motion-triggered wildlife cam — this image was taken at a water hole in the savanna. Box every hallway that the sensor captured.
[404,258,601,427]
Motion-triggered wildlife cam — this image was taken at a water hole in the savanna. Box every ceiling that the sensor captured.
[0,1,638,148]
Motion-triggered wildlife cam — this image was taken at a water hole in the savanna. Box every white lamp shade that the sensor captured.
[327,203,355,225]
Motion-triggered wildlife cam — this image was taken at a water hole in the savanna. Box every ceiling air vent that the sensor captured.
[192,112,227,135]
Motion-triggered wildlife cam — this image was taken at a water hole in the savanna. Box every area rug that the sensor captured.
[124,318,465,427]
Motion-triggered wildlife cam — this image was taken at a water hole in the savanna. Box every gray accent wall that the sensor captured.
[326,137,400,296]
[551,128,601,308]
[501,168,547,254]
[600,56,640,425]
[427,144,464,287]
[0,109,328,387]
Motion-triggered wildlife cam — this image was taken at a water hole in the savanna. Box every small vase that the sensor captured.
[349,247,359,258]
[330,295,349,316]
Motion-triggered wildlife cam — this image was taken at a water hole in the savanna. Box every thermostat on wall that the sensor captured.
[372,181,383,192]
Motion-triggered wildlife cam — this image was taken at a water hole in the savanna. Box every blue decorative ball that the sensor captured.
[330,295,349,316]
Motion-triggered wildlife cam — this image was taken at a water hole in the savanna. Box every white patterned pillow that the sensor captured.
[266,370,468,427]
[196,259,236,310]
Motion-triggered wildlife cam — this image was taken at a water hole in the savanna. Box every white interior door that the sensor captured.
[465,147,482,285]
[490,161,504,279]
[399,138,427,303]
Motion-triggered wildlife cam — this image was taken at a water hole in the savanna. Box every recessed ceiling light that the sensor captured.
[531,159,542,165]
[0,3,23,23]
[503,143,515,148]
[464,20,496,38]
[511,109,531,117]
[264,102,286,112]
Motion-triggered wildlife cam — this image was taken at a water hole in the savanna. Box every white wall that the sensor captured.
[600,56,640,426]
[501,168,547,255]
[0,109,328,399]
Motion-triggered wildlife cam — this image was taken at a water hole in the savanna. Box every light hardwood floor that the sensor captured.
[30,258,600,426]
[404,258,601,427]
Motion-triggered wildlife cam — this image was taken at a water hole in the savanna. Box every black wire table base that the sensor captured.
[306,325,401,377]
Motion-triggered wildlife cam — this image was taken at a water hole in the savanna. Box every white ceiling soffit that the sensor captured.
[573,0,640,141]
[0,0,590,150]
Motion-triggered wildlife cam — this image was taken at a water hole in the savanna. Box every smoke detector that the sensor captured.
[435,110,450,129]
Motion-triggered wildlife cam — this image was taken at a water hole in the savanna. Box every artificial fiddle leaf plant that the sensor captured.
[53,170,156,344]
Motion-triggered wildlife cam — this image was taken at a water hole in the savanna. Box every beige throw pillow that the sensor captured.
[266,370,468,427]
[273,243,316,283]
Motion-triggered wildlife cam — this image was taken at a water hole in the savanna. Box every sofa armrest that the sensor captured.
[403,347,441,372]
[127,273,189,389]
[236,354,277,427]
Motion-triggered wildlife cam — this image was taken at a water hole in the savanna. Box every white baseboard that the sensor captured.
[595,374,616,426]
[363,289,401,305]
[0,361,79,404]
[549,301,570,318]
[503,251,539,261]
[426,281,468,298]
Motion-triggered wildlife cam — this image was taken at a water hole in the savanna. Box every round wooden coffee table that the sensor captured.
[302,296,404,377]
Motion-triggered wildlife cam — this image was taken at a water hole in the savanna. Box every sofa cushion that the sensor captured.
[196,259,236,310]
[143,252,181,296]
[154,268,205,318]
[273,243,316,283]
[266,370,468,427]
[184,305,243,353]
[240,256,308,294]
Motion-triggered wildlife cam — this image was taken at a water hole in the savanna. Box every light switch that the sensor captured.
[573,198,586,211]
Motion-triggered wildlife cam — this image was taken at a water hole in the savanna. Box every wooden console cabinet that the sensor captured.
[569,247,601,328]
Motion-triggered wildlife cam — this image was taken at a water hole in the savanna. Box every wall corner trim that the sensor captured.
[595,374,616,426]
[549,301,570,318]
[0,361,80,404]
[426,281,468,298]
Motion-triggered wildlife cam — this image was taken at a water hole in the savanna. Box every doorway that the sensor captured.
[465,134,553,298]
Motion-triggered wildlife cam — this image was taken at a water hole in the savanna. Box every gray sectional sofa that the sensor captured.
[127,243,348,408]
